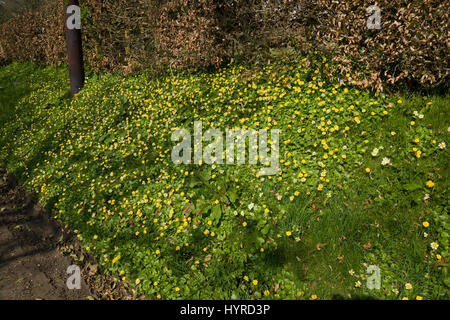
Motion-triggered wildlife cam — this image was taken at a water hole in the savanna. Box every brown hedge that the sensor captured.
[0,0,448,92]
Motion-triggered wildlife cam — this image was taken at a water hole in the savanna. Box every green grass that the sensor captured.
[0,58,448,300]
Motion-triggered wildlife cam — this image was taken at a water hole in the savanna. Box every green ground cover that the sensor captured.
[0,57,448,299]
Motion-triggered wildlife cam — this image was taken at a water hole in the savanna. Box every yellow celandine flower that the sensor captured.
[426,180,434,188]
[422,221,429,228]
[242,222,247,227]
[175,287,180,292]
[264,290,270,296]
[135,279,141,285]
[286,231,292,236]
[155,249,161,255]
[365,168,371,173]
[252,280,258,286]
[416,296,423,300]
[311,294,317,300]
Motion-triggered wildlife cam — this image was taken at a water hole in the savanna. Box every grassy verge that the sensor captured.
[0,58,448,300]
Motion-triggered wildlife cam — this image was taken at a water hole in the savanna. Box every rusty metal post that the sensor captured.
[65,0,85,97]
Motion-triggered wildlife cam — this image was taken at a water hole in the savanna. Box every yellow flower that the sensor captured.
[416,296,423,300]
[426,180,434,188]
[155,249,161,255]
[311,294,317,300]
[365,168,371,173]
[242,222,247,227]
[175,287,180,292]
[264,290,270,296]
[252,279,258,286]
[422,221,429,228]
[135,279,141,284]
[286,231,292,236]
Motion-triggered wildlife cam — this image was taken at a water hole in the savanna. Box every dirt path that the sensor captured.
[0,167,92,299]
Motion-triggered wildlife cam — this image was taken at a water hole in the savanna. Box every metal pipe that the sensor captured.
[65,0,85,97]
